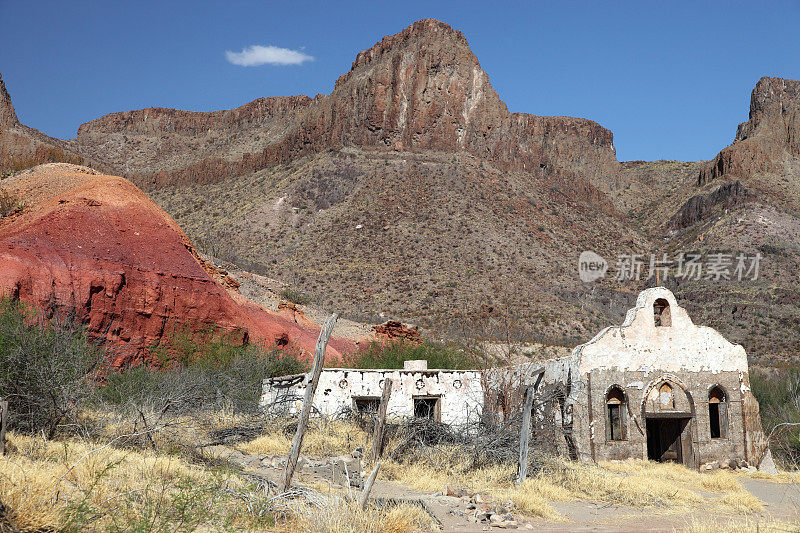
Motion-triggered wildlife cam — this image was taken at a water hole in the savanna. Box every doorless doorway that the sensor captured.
[646,417,692,464]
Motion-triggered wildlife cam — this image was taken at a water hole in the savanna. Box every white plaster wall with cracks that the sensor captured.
[261,360,483,426]
[572,287,748,375]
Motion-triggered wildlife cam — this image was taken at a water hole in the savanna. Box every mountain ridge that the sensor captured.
[71,19,619,211]
[2,20,800,364]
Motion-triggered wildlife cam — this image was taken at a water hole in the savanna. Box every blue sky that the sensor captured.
[0,1,797,162]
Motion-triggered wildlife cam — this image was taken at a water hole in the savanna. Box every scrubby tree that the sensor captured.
[0,298,100,437]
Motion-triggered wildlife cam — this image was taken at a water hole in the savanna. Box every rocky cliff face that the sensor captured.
[0,164,355,365]
[698,77,800,187]
[0,73,19,127]
[264,19,618,207]
[0,73,92,173]
[73,95,313,183]
[74,20,619,209]
[669,180,748,228]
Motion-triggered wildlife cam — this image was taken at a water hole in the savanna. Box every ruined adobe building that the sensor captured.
[261,287,767,469]
[261,360,483,426]
[516,287,767,468]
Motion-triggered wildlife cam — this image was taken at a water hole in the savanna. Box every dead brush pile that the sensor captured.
[386,417,520,469]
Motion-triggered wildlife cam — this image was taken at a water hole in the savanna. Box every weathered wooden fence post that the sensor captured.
[358,462,381,509]
[517,368,545,484]
[0,398,6,456]
[0,397,8,456]
[280,314,337,493]
[516,386,535,484]
[370,377,393,462]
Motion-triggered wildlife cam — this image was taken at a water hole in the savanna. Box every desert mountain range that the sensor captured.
[1,19,799,364]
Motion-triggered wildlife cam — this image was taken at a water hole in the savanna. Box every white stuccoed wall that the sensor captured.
[261,360,483,426]
[573,287,748,375]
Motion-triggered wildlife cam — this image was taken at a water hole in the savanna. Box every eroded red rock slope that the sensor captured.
[0,163,355,365]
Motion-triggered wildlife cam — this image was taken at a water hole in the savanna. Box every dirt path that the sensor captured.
[206,445,800,532]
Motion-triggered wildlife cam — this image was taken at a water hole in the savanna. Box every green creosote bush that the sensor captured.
[100,325,307,415]
[750,366,800,467]
[279,287,311,305]
[0,189,24,217]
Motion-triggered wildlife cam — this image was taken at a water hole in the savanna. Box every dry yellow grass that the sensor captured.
[739,469,800,484]
[1,432,273,532]
[242,419,371,457]
[239,419,767,520]
[378,448,760,517]
[287,498,437,533]
[686,516,800,532]
[2,428,434,533]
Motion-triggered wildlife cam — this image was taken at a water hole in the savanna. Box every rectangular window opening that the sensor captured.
[413,397,440,421]
[709,403,721,439]
[354,397,380,415]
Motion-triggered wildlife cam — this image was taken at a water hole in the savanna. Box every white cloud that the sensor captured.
[225,45,314,67]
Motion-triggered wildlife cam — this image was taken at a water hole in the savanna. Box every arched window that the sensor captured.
[709,386,728,439]
[654,298,672,327]
[659,383,675,408]
[606,386,627,441]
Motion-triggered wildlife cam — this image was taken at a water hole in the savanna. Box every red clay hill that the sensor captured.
[0,163,355,365]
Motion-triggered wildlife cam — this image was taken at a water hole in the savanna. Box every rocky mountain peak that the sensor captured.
[0,72,20,127]
[699,76,800,186]
[736,76,800,147]
[335,18,477,89]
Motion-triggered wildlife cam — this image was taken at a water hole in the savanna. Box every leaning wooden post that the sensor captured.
[358,461,381,509]
[370,378,393,462]
[516,386,535,484]
[0,397,8,456]
[280,314,337,493]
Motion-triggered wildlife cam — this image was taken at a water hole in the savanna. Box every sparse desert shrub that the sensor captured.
[0,189,23,217]
[100,326,307,417]
[0,298,100,437]
[2,145,84,174]
[750,366,800,467]
[279,286,311,305]
[343,340,478,370]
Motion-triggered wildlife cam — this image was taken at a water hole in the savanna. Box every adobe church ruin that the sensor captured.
[262,287,767,469]
[519,287,767,468]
